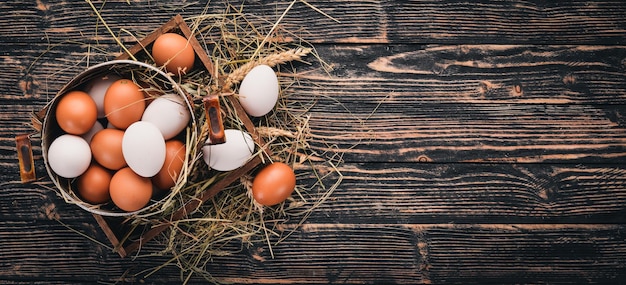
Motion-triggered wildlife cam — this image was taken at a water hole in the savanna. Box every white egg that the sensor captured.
[141,94,190,140]
[81,121,104,144]
[84,74,120,118]
[238,65,279,117]
[47,134,91,178]
[202,129,255,171]
[122,121,166,177]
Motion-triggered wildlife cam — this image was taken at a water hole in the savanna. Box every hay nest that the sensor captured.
[77,1,344,283]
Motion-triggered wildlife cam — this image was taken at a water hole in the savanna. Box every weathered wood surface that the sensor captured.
[3,163,626,223]
[2,0,626,44]
[2,220,624,284]
[1,0,626,284]
[7,45,626,163]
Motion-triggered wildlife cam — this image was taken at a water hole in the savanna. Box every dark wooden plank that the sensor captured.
[0,0,386,44]
[1,1,625,44]
[416,223,626,284]
[4,44,626,164]
[290,44,626,163]
[385,0,626,45]
[0,220,182,284]
[318,45,626,104]
[8,44,626,105]
[0,181,93,222]
[1,1,625,284]
[2,163,625,225]
[2,221,624,284]
[305,104,626,163]
[284,223,626,284]
[296,163,626,224]
[0,282,92,285]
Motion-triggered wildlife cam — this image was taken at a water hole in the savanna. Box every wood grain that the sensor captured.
[2,163,624,227]
[0,220,179,283]
[2,0,626,284]
[9,44,626,105]
[324,45,626,104]
[8,44,626,105]
[1,1,625,44]
[385,1,626,45]
[297,163,626,224]
[4,44,626,164]
[1,221,624,284]
[304,104,626,163]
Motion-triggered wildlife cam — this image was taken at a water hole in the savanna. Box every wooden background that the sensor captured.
[2,0,626,284]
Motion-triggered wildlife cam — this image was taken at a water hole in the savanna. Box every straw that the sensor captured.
[47,1,343,284]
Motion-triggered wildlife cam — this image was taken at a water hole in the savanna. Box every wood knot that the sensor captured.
[534,178,558,202]
[562,74,576,85]
[251,247,266,262]
[478,81,494,95]
[19,75,39,98]
[511,84,523,97]
[41,203,59,220]
[36,0,50,11]
[417,155,432,162]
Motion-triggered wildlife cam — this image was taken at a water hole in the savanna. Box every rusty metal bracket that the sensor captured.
[16,134,36,183]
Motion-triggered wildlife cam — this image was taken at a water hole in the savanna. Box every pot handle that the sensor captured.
[203,93,226,144]
[15,109,45,183]
[16,134,36,183]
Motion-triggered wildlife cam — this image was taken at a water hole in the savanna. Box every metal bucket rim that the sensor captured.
[42,59,197,217]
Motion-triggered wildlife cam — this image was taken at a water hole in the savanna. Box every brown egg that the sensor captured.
[90,129,126,170]
[109,167,153,212]
[152,140,186,190]
[251,162,296,206]
[104,79,146,129]
[152,33,195,75]
[55,90,98,135]
[77,163,112,204]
